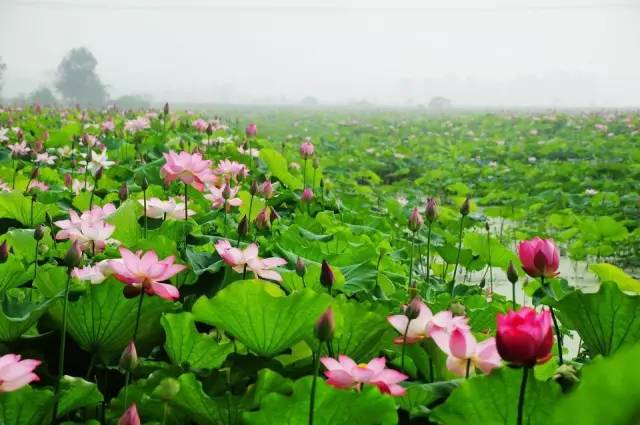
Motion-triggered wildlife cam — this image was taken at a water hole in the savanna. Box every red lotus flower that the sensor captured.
[496,307,553,367]
[517,237,560,278]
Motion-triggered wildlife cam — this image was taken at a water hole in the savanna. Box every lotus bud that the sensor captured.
[460,196,470,216]
[0,241,8,263]
[64,240,82,268]
[164,102,170,116]
[250,180,258,196]
[255,207,271,230]
[64,173,73,189]
[507,260,518,284]
[312,156,320,169]
[246,123,257,137]
[94,166,104,181]
[259,180,273,199]
[295,257,306,277]
[479,277,486,288]
[118,403,141,425]
[33,140,44,153]
[408,207,423,232]
[404,297,422,320]
[119,341,138,371]
[237,216,248,237]
[30,167,39,180]
[314,307,335,342]
[82,133,91,146]
[301,187,314,203]
[34,224,45,241]
[425,198,438,223]
[152,377,181,401]
[206,123,213,136]
[118,183,129,202]
[222,184,231,200]
[320,259,335,289]
[269,208,280,223]
[450,301,466,316]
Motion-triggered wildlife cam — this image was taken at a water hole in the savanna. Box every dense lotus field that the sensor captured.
[0,105,638,425]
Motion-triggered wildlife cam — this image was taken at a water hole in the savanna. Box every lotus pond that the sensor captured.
[0,106,638,425]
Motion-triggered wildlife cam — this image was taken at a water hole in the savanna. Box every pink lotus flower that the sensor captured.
[66,221,117,253]
[214,159,248,182]
[102,120,115,132]
[214,240,287,282]
[160,151,215,191]
[204,185,242,210]
[258,180,274,199]
[80,149,115,176]
[437,328,501,376]
[34,152,57,165]
[8,141,30,157]
[118,403,141,425]
[71,262,111,284]
[0,354,41,392]
[109,248,186,301]
[124,118,150,134]
[246,123,257,137]
[300,140,315,158]
[54,204,116,240]
[320,355,407,396]
[139,197,195,220]
[517,237,560,278]
[301,187,314,202]
[496,307,553,367]
[192,118,209,132]
[387,300,433,344]
[428,310,471,350]
[26,180,49,192]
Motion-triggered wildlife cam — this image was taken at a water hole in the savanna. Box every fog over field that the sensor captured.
[1,0,639,107]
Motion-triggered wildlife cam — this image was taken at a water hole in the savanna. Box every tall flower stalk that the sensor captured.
[424,198,438,284]
[310,308,334,425]
[451,197,470,294]
[407,207,423,296]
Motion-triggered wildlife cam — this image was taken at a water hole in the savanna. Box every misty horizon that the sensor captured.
[2,0,639,107]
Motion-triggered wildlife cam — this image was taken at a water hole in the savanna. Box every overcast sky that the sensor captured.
[1,0,639,106]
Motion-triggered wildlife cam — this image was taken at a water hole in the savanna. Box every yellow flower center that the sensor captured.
[357,363,368,368]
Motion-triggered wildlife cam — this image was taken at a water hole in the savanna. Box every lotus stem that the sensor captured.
[308,349,321,425]
[451,215,465,294]
[517,367,530,425]
[52,273,73,422]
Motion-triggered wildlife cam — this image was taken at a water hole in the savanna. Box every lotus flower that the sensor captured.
[320,355,407,396]
[102,120,115,132]
[0,354,41,392]
[517,237,560,278]
[8,141,30,156]
[70,262,111,284]
[204,185,242,210]
[437,328,501,376]
[192,118,209,132]
[80,149,115,176]
[214,159,248,181]
[118,403,141,425]
[34,152,57,165]
[139,197,195,220]
[54,204,116,240]
[160,151,215,191]
[109,248,186,301]
[427,310,471,349]
[66,221,117,253]
[214,240,287,282]
[387,299,433,344]
[496,307,553,367]
[300,140,315,158]
[26,180,49,192]
[246,123,257,137]
[124,118,150,134]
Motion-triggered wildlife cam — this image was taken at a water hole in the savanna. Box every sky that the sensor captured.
[1,0,639,107]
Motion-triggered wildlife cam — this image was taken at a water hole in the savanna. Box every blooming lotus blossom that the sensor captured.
[320,355,408,396]
[66,221,117,253]
[0,354,41,392]
[496,307,553,367]
[214,240,287,282]
[102,120,115,132]
[109,248,186,301]
[204,185,242,210]
[56,146,76,158]
[192,118,209,132]
[428,310,471,349]
[70,178,93,194]
[585,188,598,196]
[124,118,150,134]
[27,180,49,192]
[237,145,260,157]
[436,328,501,376]
[54,204,117,240]
[0,128,8,143]
[387,299,433,344]
[139,197,195,220]
[80,149,115,176]
[214,159,248,181]
[0,181,10,192]
[118,403,141,425]
[8,141,30,156]
[300,140,315,158]
[34,152,57,165]
[71,261,112,284]
[517,237,560,278]
[160,151,215,191]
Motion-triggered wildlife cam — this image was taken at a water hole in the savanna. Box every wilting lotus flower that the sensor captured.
[387,299,433,344]
[205,184,242,210]
[192,118,209,132]
[139,197,195,220]
[66,221,117,253]
[300,140,315,158]
[109,248,186,301]
[320,355,408,396]
[437,328,501,377]
[0,354,41,392]
[124,118,150,134]
[160,151,215,191]
[214,240,287,282]
[118,403,141,425]
[8,141,30,157]
[517,237,560,278]
[496,307,553,367]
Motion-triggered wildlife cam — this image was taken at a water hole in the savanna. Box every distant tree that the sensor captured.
[112,94,150,109]
[0,57,6,98]
[428,96,452,110]
[29,86,58,106]
[300,96,319,106]
[55,47,108,106]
